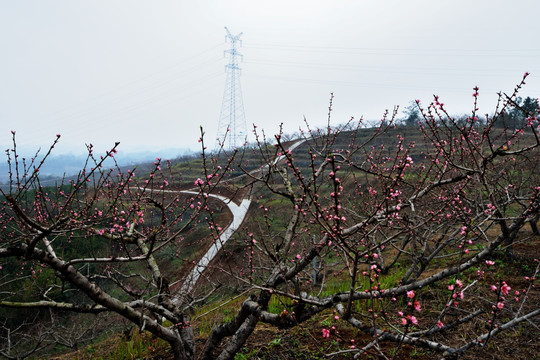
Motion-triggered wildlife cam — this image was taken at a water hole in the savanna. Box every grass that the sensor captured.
[32,124,540,359]
[50,329,170,360]
[107,331,166,360]
[50,229,540,360]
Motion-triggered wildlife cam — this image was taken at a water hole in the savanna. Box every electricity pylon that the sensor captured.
[216,27,247,149]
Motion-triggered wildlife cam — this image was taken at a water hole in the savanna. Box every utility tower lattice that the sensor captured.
[216,27,247,149]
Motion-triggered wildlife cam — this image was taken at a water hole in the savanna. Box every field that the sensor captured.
[1,101,539,360]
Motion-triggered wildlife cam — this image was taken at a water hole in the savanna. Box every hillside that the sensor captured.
[1,112,539,360]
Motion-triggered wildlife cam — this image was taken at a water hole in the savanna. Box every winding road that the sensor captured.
[171,139,306,294]
[179,192,251,293]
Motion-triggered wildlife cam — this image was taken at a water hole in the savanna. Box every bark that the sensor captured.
[2,244,189,360]
[216,314,258,360]
[530,218,539,235]
[201,297,255,360]
[332,203,539,303]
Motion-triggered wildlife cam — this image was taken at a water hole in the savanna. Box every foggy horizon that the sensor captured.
[2,1,539,156]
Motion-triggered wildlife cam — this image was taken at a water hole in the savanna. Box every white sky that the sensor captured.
[2,0,539,156]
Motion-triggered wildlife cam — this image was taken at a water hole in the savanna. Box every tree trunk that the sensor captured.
[530,219,539,235]
[179,314,195,359]
[170,340,187,360]
[216,314,259,360]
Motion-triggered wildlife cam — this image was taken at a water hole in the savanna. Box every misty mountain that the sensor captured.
[0,147,194,184]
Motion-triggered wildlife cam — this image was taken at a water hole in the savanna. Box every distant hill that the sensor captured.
[0,147,195,184]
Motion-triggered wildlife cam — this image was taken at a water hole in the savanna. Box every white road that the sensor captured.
[143,138,307,296]
[179,192,251,293]
[177,139,307,294]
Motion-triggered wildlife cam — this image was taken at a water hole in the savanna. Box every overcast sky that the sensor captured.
[2,0,539,157]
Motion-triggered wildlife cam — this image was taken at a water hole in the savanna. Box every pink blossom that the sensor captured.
[501,282,511,295]
[407,290,415,298]
[496,302,505,310]
[485,260,495,266]
[414,301,422,311]
[194,178,204,186]
[322,328,330,338]
[437,320,444,329]
[409,316,418,325]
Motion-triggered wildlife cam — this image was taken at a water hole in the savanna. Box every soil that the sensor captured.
[193,224,540,360]
[48,225,540,360]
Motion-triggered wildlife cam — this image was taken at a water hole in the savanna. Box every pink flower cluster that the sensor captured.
[194,178,205,186]
[492,281,511,295]
[322,328,330,338]
[400,315,418,326]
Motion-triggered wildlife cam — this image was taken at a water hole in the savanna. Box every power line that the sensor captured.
[244,59,538,78]
[244,42,540,57]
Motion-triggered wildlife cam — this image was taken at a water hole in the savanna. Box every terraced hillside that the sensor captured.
[1,99,539,360]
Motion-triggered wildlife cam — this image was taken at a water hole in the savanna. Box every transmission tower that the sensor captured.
[216,27,247,149]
